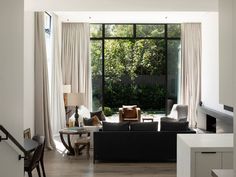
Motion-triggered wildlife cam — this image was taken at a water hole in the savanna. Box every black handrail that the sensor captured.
[0,125,26,159]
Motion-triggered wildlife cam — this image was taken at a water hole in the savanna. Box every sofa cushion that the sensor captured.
[161,120,189,131]
[130,122,158,131]
[102,122,129,131]
[90,110,106,121]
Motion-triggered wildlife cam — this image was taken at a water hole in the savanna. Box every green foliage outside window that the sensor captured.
[91,24,180,112]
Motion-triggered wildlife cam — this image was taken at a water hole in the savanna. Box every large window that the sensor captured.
[90,24,181,114]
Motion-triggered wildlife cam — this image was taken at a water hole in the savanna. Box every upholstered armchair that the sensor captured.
[168,104,188,121]
[119,105,141,122]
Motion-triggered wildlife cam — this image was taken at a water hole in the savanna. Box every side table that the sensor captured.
[59,127,89,156]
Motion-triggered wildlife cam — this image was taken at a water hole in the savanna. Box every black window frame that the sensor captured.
[90,23,181,114]
[44,12,52,35]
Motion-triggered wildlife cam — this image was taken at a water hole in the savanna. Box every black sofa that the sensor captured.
[94,127,196,163]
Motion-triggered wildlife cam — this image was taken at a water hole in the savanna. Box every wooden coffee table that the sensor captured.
[59,127,89,156]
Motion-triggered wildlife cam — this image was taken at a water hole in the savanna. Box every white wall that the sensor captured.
[201,12,233,116]
[25,0,218,11]
[232,0,236,174]
[0,0,24,177]
[24,11,35,134]
[219,0,234,107]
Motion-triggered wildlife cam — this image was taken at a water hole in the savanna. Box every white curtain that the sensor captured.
[61,23,92,110]
[50,13,66,135]
[34,12,55,149]
[180,23,202,128]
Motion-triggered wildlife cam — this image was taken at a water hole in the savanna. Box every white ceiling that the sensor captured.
[54,11,214,23]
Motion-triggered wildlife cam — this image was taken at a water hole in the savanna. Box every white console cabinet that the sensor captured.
[177,134,233,177]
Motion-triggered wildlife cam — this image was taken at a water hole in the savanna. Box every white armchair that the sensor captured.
[168,104,188,121]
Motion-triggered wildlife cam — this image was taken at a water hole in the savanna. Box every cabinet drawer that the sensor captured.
[195,152,221,177]
[222,152,233,169]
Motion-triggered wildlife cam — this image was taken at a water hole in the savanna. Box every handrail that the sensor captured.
[0,125,26,159]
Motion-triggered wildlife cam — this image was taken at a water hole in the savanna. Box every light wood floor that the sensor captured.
[28,136,176,177]
[29,149,176,177]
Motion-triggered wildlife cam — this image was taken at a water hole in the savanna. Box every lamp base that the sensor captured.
[74,117,79,127]
[74,105,79,127]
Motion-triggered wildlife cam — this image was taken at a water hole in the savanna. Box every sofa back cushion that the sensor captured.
[161,120,189,131]
[130,122,158,131]
[103,122,129,131]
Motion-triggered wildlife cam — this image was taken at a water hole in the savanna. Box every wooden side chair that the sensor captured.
[24,128,31,139]
[24,143,44,177]
[32,135,46,177]
[74,135,90,159]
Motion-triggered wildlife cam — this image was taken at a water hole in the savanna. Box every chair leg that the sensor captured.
[36,165,41,177]
[87,143,90,159]
[40,160,46,177]
[74,143,79,157]
[28,171,33,177]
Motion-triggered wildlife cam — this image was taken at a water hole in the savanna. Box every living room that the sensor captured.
[1,0,236,177]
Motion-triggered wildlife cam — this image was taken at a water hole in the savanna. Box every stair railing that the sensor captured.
[0,125,26,160]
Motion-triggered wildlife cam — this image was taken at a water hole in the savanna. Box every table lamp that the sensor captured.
[63,85,71,127]
[67,93,84,127]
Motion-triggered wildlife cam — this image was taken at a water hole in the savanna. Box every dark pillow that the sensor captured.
[83,116,102,126]
[83,118,93,126]
[161,121,189,131]
[130,122,158,131]
[90,110,106,121]
[102,122,129,131]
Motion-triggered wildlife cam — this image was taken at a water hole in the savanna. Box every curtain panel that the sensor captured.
[50,13,66,135]
[61,23,92,110]
[34,12,55,149]
[180,23,202,127]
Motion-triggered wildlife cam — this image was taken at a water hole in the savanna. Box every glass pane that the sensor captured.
[104,39,166,113]
[167,40,181,114]
[90,24,102,38]
[105,24,133,37]
[91,40,103,111]
[104,40,132,110]
[136,25,165,37]
[168,24,181,38]
[134,39,166,112]
[44,13,51,34]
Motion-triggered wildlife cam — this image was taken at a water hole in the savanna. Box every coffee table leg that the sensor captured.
[59,133,75,155]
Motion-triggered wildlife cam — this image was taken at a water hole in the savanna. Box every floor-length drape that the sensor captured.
[50,13,66,135]
[180,23,201,127]
[35,12,55,149]
[61,23,92,110]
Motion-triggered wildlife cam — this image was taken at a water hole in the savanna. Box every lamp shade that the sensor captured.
[67,93,84,106]
[63,85,71,93]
